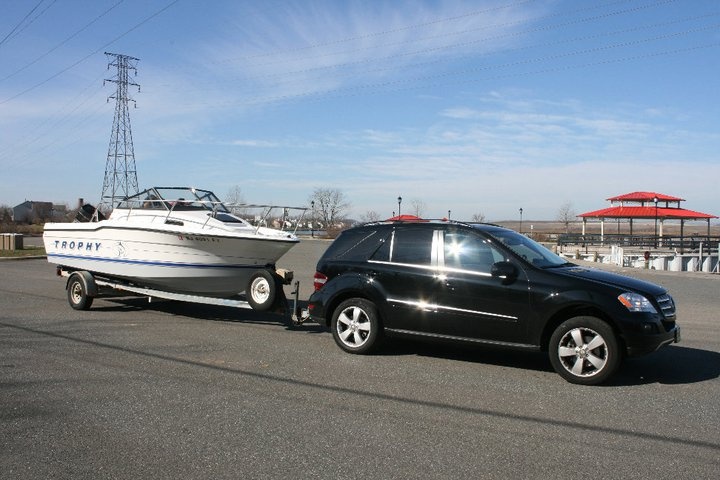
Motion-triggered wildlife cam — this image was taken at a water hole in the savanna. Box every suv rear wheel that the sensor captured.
[331,298,382,354]
[549,316,620,385]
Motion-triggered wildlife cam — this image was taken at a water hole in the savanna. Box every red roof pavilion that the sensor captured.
[578,191,717,238]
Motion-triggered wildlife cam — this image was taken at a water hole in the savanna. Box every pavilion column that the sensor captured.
[630,219,633,235]
[600,219,604,242]
[582,218,586,235]
[659,219,664,246]
[680,220,685,254]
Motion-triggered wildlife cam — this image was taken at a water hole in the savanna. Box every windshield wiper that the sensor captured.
[542,262,573,269]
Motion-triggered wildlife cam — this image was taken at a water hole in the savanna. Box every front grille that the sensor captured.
[656,293,676,331]
[656,294,675,317]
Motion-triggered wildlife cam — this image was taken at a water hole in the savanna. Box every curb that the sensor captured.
[0,255,47,261]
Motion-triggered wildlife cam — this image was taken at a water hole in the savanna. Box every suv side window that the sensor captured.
[369,233,391,261]
[389,228,433,265]
[323,228,390,261]
[443,230,503,273]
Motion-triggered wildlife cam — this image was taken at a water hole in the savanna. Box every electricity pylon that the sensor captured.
[100,52,140,209]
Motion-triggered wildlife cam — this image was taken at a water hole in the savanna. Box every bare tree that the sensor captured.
[309,187,351,227]
[556,201,576,233]
[31,202,54,224]
[0,204,12,225]
[410,199,427,217]
[225,185,245,206]
[471,212,486,223]
[225,185,247,216]
[360,210,381,223]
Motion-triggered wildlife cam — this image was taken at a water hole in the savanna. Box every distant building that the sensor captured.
[12,201,66,223]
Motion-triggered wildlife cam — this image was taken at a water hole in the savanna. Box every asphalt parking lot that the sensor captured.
[1,239,718,479]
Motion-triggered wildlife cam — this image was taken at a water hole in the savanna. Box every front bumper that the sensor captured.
[624,324,680,357]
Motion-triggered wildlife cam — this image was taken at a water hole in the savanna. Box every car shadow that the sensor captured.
[378,336,555,374]
[87,296,718,385]
[377,337,719,386]
[607,346,720,386]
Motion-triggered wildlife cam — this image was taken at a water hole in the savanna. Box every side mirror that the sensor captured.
[491,261,518,284]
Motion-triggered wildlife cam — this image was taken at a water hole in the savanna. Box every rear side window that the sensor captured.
[390,227,433,265]
[321,228,390,261]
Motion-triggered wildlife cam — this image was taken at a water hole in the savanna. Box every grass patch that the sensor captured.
[0,246,46,258]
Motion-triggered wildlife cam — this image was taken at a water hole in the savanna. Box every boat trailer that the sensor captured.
[57,266,311,327]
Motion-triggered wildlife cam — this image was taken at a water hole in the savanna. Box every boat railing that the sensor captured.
[104,195,310,234]
[223,203,310,235]
[159,198,309,235]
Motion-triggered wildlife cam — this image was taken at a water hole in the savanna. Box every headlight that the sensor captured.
[618,292,657,313]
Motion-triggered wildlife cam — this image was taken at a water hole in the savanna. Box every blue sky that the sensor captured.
[1,0,718,221]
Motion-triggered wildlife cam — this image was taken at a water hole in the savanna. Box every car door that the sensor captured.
[367,225,441,332]
[428,228,531,344]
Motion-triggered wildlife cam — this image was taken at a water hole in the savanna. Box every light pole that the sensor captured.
[397,196,402,216]
[653,196,658,248]
[519,208,523,234]
[448,210,451,220]
[310,200,315,238]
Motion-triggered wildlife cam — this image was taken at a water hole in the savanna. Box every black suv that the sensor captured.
[308,220,680,385]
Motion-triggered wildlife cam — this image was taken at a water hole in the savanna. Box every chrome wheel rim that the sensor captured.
[557,327,608,378]
[336,306,371,348]
[70,282,83,304]
[250,277,270,304]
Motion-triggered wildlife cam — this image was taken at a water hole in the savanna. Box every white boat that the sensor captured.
[43,187,300,298]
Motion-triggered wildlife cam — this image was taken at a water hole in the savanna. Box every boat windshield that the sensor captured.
[117,187,230,213]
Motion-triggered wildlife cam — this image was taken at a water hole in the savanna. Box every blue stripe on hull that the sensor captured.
[47,253,265,270]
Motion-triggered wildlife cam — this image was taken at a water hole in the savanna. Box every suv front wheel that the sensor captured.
[331,298,382,354]
[549,316,621,385]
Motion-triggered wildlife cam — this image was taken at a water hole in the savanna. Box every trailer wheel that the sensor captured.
[67,272,94,310]
[246,270,278,311]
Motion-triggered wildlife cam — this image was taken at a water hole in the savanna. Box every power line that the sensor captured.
[0,0,125,83]
[226,0,540,62]
[0,74,107,162]
[167,0,698,98]
[218,0,669,67]
[242,13,720,85]
[160,6,719,107]
[218,42,720,107]
[0,0,54,48]
[0,0,179,106]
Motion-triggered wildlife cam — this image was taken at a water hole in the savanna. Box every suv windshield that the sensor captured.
[481,227,570,268]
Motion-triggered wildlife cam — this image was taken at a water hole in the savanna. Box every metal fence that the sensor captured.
[557,233,720,253]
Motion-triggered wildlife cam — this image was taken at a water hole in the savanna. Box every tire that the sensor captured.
[246,270,278,311]
[331,298,382,354]
[549,316,621,385]
[67,274,94,311]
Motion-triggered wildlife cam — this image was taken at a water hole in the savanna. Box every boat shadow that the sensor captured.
[94,295,327,332]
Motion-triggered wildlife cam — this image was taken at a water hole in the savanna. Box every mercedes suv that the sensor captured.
[308,220,680,385]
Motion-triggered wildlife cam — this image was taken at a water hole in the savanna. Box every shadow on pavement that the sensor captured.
[376,337,718,386]
[609,345,720,386]
[86,295,718,386]
[90,295,326,333]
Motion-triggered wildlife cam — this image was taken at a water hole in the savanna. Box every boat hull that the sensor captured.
[43,224,298,297]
